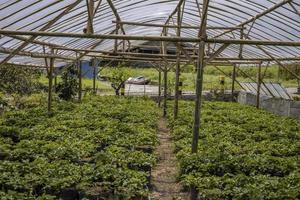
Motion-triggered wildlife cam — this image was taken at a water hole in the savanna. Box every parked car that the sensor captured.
[126,76,150,85]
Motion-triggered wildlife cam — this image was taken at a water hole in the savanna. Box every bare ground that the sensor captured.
[150,117,188,200]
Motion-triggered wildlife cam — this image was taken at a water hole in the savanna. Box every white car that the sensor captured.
[126,76,150,85]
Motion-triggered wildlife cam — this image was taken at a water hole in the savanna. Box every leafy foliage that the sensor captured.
[55,65,78,101]
[0,96,160,199]
[109,64,131,95]
[0,65,42,96]
[168,101,300,199]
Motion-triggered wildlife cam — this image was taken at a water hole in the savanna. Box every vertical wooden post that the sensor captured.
[54,75,57,91]
[191,0,209,199]
[191,41,206,153]
[158,69,162,107]
[114,25,119,53]
[256,62,262,109]
[93,59,97,94]
[162,27,168,117]
[47,49,55,114]
[86,0,95,34]
[239,26,244,59]
[192,0,209,153]
[231,64,236,101]
[174,4,182,119]
[78,60,82,102]
[163,67,168,117]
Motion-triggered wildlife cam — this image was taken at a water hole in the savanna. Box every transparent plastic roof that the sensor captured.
[0,0,300,67]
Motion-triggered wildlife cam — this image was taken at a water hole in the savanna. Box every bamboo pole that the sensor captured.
[191,0,210,199]
[78,60,82,102]
[54,75,57,91]
[86,0,94,34]
[50,46,300,61]
[93,59,97,94]
[163,67,168,117]
[0,0,81,68]
[0,47,76,61]
[256,63,262,109]
[2,30,300,46]
[162,28,168,117]
[112,20,244,30]
[174,4,182,120]
[231,64,236,101]
[98,57,261,65]
[47,49,55,114]
[158,68,162,107]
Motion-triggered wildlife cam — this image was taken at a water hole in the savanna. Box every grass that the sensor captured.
[38,65,298,95]
[39,75,114,94]
[101,65,299,92]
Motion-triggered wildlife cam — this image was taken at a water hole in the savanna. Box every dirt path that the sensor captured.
[151,117,188,200]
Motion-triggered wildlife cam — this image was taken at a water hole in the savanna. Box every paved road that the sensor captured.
[125,84,159,96]
[123,84,298,97]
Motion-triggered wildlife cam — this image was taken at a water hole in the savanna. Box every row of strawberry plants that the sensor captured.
[167,101,300,199]
[0,96,160,199]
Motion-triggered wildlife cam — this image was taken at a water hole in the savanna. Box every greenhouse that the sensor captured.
[0,0,300,199]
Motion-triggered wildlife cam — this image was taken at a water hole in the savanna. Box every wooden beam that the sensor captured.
[51,45,300,62]
[0,47,76,60]
[86,0,95,34]
[174,3,182,119]
[255,45,300,80]
[47,49,55,114]
[106,0,130,47]
[158,68,162,107]
[0,0,81,67]
[2,29,300,46]
[191,0,210,199]
[92,58,97,94]
[5,61,46,69]
[112,20,244,30]
[231,64,237,101]
[205,44,230,63]
[257,63,262,109]
[78,60,82,102]
[162,27,168,117]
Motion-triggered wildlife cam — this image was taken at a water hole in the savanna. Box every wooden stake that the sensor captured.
[174,4,182,119]
[162,27,168,117]
[47,49,55,114]
[231,64,236,101]
[191,0,209,199]
[158,69,162,107]
[163,67,168,117]
[78,60,82,102]
[93,60,97,94]
[256,63,262,109]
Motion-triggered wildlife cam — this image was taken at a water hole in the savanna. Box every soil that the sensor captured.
[150,117,188,200]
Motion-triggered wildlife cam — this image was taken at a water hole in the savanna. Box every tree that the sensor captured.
[0,65,41,96]
[56,64,78,101]
[110,65,130,96]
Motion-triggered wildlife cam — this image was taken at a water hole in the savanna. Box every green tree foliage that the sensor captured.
[0,65,41,95]
[110,64,130,95]
[56,65,78,101]
[279,63,300,83]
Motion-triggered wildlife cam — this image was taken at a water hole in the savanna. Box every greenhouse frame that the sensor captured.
[0,0,300,199]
